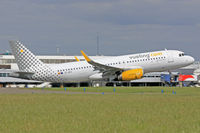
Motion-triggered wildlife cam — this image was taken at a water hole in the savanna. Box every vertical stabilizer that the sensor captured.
[9,41,44,72]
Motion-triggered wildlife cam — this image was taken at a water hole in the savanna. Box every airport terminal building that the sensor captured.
[0,54,199,87]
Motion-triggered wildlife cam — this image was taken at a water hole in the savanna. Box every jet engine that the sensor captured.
[118,68,143,81]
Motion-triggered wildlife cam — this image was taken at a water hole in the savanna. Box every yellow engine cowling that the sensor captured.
[118,68,144,81]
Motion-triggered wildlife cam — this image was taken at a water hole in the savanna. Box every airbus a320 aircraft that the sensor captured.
[9,41,194,82]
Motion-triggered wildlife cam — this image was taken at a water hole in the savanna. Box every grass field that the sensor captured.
[0,87,200,133]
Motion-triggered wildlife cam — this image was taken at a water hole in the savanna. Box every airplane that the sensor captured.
[9,40,195,82]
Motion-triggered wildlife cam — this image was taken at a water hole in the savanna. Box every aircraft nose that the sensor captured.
[186,56,195,64]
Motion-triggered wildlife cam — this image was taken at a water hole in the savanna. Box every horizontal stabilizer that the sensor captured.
[9,71,35,79]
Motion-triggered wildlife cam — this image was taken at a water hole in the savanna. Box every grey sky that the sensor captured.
[0,0,200,59]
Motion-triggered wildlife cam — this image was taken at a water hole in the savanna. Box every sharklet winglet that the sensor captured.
[80,50,91,62]
[74,56,80,62]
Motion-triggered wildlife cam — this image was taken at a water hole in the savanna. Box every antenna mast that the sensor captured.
[97,32,99,55]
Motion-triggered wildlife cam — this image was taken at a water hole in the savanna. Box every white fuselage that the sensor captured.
[36,50,194,82]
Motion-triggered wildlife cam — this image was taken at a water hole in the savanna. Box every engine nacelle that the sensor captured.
[118,68,143,81]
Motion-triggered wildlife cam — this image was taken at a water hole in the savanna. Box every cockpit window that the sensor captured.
[179,53,184,57]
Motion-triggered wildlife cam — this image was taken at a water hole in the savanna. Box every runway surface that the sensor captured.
[0,87,101,94]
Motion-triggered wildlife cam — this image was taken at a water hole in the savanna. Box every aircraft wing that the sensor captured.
[81,50,122,75]
[81,50,143,76]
